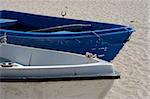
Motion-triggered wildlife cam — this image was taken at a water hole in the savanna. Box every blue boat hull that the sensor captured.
[2,30,131,61]
[0,10,135,61]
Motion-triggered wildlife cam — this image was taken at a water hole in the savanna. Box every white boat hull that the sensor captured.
[0,44,119,99]
[0,44,119,80]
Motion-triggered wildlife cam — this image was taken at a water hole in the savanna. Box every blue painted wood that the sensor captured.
[0,18,17,27]
[0,10,135,61]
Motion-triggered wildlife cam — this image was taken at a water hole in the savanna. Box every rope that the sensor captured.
[29,24,92,32]
[0,33,7,45]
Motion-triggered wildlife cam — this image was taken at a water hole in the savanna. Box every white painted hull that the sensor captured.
[0,44,119,80]
[0,44,118,98]
[0,79,114,99]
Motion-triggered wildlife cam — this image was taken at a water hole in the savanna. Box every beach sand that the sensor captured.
[0,0,150,99]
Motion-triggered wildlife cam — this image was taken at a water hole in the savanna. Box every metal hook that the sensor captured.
[61,11,67,18]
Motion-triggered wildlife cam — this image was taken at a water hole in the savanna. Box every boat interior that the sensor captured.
[0,44,99,67]
[0,10,127,33]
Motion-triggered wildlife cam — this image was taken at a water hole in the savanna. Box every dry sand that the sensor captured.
[0,0,150,99]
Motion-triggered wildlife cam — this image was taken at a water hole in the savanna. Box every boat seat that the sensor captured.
[29,48,93,66]
[0,18,18,28]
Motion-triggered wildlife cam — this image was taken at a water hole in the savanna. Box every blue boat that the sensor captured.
[0,10,135,61]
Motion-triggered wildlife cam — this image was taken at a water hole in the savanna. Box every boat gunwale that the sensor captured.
[0,62,112,69]
[0,10,135,38]
[0,27,134,38]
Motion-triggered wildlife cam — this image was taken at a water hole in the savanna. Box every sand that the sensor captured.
[0,0,150,99]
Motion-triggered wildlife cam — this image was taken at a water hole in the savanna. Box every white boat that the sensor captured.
[0,43,119,80]
[0,34,120,98]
